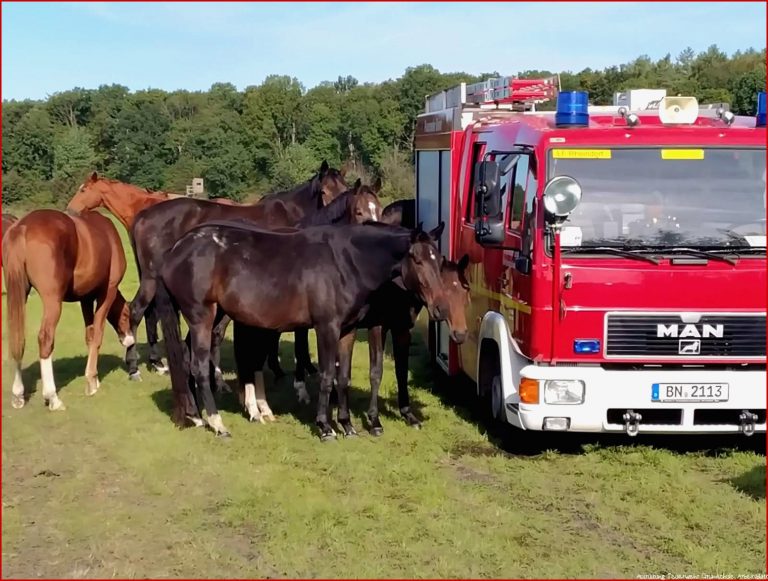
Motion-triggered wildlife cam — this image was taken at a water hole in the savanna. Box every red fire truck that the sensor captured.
[415,76,766,437]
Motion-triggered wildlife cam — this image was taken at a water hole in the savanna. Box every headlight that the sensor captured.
[544,380,585,405]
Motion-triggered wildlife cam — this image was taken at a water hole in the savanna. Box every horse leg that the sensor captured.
[366,326,385,436]
[128,275,157,379]
[80,298,99,395]
[210,313,231,394]
[144,303,168,375]
[295,329,317,375]
[233,323,261,423]
[188,309,229,437]
[38,295,65,411]
[83,284,118,396]
[291,329,311,405]
[266,331,286,380]
[393,327,420,428]
[315,323,341,441]
[335,331,357,437]
[8,287,31,409]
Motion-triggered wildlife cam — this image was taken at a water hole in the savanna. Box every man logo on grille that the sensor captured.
[678,339,701,355]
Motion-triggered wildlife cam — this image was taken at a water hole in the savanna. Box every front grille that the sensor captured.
[605,314,766,358]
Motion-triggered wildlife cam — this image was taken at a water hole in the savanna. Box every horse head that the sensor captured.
[67,171,110,213]
[349,177,383,223]
[313,160,348,207]
[438,254,470,344]
[401,222,452,322]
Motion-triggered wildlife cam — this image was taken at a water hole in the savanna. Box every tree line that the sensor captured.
[2,44,765,207]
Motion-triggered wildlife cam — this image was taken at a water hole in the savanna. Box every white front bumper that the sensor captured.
[506,364,766,434]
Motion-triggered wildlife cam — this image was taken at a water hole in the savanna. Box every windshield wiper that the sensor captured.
[562,246,660,264]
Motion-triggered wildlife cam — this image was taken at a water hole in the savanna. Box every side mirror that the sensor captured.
[473,160,505,245]
[543,175,582,224]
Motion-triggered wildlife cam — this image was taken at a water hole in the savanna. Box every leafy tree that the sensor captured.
[269,143,319,190]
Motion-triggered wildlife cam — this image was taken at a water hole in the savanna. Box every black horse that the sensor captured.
[154,221,451,440]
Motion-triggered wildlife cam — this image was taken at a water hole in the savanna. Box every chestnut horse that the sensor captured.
[154,220,451,440]
[124,161,347,385]
[3,209,133,411]
[2,212,19,239]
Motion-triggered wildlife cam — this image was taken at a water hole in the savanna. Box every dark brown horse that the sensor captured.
[125,161,348,384]
[3,210,133,410]
[355,198,470,433]
[154,221,451,440]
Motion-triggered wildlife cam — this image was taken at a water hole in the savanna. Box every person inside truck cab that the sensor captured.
[627,191,681,240]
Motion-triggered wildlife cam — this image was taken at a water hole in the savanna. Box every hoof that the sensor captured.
[128,371,142,382]
[370,426,384,437]
[150,362,169,375]
[343,426,358,438]
[411,422,422,430]
[187,416,205,428]
[85,378,100,396]
[47,397,66,412]
[317,422,337,441]
[216,431,232,439]
[247,412,265,424]
[11,394,25,409]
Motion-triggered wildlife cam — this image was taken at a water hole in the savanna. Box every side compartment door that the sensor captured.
[416,150,452,369]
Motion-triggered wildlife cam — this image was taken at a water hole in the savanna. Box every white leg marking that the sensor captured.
[293,380,311,405]
[40,357,65,411]
[188,416,205,428]
[244,382,263,423]
[121,333,136,348]
[11,360,25,408]
[206,413,228,435]
[254,371,275,421]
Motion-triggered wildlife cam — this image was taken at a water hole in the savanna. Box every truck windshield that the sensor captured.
[548,147,766,250]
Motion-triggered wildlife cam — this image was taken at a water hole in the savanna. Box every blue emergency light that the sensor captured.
[555,91,590,127]
[756,91,766,128]
[573,339,600,354]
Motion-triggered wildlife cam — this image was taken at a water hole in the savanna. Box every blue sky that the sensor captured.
[2,2,766,101]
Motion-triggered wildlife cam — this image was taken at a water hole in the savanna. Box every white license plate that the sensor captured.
[652,383,729,403]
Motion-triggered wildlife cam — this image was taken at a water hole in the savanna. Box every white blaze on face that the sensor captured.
[429,249,437,261]
[368,201,378,221]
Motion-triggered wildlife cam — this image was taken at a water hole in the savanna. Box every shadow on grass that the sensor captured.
[148,331,425,439]
[20,353,125,401]
[726,464,766,500]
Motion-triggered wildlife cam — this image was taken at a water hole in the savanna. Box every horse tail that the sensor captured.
[3,227,29,363]
[153,277,192,427]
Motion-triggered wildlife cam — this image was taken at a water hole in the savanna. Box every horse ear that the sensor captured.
[319,160,329,176]
[352,178,362,193]
[458,253,470,271]
[89,171,98,182]
[372,177,382,194]
[428,221,445,241]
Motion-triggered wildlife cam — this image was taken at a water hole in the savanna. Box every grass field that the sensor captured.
[2,211,766,579]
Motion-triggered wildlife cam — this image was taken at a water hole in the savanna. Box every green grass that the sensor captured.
[2,211,766,579]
